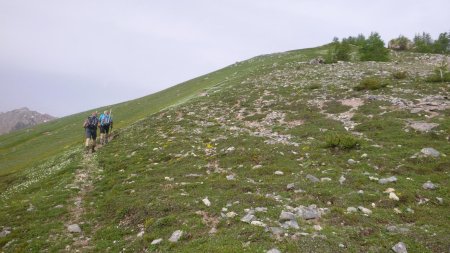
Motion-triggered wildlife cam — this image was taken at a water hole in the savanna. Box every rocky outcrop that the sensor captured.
[0,107,55,135]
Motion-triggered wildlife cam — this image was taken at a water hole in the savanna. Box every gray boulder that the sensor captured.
[391,242,407,253]
[168,230,183,242]
[420,148,440,157]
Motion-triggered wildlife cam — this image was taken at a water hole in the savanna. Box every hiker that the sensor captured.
[83,111,99,153]
[99,110,113,145]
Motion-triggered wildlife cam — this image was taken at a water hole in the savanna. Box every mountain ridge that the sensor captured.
[0,107,55,135]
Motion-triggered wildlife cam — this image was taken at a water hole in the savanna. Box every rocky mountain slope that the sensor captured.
[0,107,55,135]
[0,46,449,252]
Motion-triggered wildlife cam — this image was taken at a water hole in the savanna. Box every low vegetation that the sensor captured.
[354,77,389,91]
[1,44,449,252]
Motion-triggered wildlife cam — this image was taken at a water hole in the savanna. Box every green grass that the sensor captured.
[1,47,449,252]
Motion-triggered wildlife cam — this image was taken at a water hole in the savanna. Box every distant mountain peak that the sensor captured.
[0,107,56,135]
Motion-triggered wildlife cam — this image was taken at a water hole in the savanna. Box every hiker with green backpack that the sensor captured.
[83,111,99,153]
[99,110,113,145]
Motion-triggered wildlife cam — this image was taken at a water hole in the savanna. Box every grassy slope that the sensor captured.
[0,50,294,188]
[1,46,449,252]
[90,50,449,252]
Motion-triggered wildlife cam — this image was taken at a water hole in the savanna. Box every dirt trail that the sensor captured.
[64,152,97,252]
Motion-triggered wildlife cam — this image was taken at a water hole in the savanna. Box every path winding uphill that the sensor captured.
[64,152,98,252]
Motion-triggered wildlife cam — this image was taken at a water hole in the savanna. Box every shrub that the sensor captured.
[388,35,412,51]
[413,32,433,53]
[359,32,390,62]
[324,132,360,150]
[426,62,450,82]
[354,77,388,91]
[432,32,450,54]
[325,38,352,63]
[392,71,408,79]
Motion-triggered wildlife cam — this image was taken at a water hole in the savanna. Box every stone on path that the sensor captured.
[267,248,281,253]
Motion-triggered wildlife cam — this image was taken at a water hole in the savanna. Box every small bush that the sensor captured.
[325,37,352,63]
[324,132,360,150]
[426,61,450,82]
[359,32,390,62]
[392,71,408,79]
[305,82,321,90]
[354,77,388,91]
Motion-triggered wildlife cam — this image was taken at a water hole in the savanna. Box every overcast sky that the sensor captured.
[1,0,449,117]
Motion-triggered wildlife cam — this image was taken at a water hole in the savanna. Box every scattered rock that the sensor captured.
[26,204,35,212]
[251,220,267,227]
[379,176,397,184]
[436,197,443,204]
[320,177,332,182]
[241,213,255,223]
[347,159,357,165]
[226,174,235,180]
[268,227,284,236]
[297,205,321,220]
[202,197,211,207]
[358,206,372,215]
[279,211,296,222]
[313,225,322,231]
[67,224,81,233]
[274,171,284,175]
[384,188,395,193]
[339,175,346,185]
[409,122,439,132]
[0,227,11,238]
[420,147,440,157]
[54,204,64,209]
[286,183,295,190]
[168,230,183,242]
[255,207,268,212]
[267,248,281,253]
[282,220,300,229]
[386,225,410,234]
[137,231,144,237]
[389,192,400,201]
[391,242,407,253]
[347,207,357,213]
[306,174,320,183]
[151,238,163,245]
[422,181,437,190]
[226,212,237,218]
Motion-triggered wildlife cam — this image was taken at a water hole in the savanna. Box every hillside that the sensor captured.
[0,46,449,252]
[0,107,55,135]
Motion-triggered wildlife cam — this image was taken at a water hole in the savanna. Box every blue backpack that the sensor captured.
[101,114,112,125]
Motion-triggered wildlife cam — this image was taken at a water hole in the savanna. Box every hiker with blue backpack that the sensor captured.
[83,111,99,153]
[99,110,113,145]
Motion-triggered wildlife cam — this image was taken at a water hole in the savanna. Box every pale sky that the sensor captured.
[1,0,449,117]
